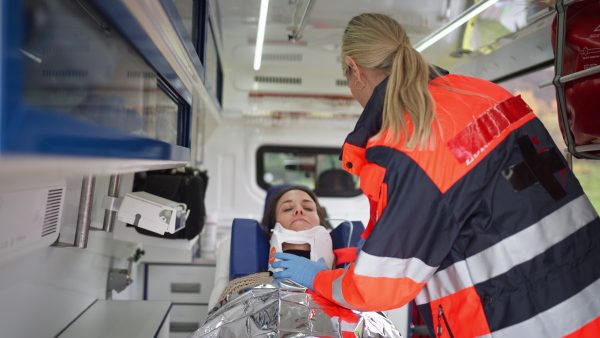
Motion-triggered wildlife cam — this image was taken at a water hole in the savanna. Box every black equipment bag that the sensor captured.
[130,167,209,240]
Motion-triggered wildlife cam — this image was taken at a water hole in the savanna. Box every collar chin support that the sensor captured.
[269,223,335,272]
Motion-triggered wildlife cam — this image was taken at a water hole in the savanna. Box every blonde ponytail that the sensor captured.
[342,13,436,150]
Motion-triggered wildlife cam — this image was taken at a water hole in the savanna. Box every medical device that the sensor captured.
[117,191,189,235]
[268,223,335,272]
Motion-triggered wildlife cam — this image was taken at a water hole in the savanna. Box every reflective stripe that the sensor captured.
[448,95,533,165]
[332,265,362,311]
[490,277,600,338]
[415,260,471,305]
[417,195,598,304]
[354,251,436,283]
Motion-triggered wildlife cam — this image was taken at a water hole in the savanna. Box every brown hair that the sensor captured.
[264,186,330,232]
[341,13,437,150]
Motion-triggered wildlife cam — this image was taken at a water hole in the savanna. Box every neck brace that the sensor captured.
[269,223,335,272]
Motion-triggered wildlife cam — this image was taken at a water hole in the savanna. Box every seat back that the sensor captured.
[229,218,364,280]
[229,219,271,280]
[314,169,360,197]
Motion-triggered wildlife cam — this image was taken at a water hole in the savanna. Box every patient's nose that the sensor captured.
[293,205,304,215]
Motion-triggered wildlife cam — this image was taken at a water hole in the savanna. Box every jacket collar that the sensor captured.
[341,66,449,153]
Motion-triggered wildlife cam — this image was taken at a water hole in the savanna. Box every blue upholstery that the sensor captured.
[229,218,364,280]
[330,221,364,249]
[229,219,271,280]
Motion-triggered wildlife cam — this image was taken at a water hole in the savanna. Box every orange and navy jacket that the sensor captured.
[313,72,600,337]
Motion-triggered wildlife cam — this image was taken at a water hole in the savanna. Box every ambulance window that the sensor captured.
[499,67,600,211]
[257,145,362,198]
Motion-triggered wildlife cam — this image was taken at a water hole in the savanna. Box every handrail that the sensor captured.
[549,0,600,160]
[102,174,121,232]
[288,0,317,42]
[53,175,96,248]
[524,0,587,23]
[539,65,600,88]
[574,144,600,152]
[526,5,555,23]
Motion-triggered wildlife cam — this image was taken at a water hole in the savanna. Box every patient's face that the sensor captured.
[276,190,321,231]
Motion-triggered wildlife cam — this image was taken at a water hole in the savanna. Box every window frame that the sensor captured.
[256,145,363,198]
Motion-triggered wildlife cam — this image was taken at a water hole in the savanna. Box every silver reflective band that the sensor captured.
[417,195,598,304]
[332,264,362,311]
[491,277,600,338]
[354,251,435,283]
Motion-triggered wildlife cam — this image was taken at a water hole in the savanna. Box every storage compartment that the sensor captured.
[145,264,215,303]
[169,304,209,338]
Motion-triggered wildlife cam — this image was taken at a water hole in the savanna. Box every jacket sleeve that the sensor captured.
[314,146,459,311]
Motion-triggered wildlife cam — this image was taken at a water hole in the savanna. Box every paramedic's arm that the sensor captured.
[313,159,457,311]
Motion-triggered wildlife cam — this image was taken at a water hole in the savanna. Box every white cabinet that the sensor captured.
[145,263,215,338]
[169,304,210,338]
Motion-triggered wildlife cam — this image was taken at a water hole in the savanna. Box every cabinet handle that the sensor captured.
[170,322,200,332]
[171,283,201,293]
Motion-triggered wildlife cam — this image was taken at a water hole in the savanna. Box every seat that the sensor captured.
[229,218,364,279]
[229,218,271,280]
[207,184,365,309]
[314,169,361,197]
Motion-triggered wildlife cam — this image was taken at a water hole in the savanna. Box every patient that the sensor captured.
[213,186,333,305]
[200,188,400,337]
[265,186,333,266]
[265,185,330,232]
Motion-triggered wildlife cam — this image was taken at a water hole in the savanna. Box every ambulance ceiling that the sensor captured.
[203,0,555,115]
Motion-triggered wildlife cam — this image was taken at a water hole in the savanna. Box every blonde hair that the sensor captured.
[342,13,437,150]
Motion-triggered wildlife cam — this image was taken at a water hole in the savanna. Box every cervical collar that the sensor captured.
[269,223,335,272]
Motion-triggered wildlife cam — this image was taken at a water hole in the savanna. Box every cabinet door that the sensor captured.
[169,304,209,338]
[2,0,191,162]
[146,264,215,303]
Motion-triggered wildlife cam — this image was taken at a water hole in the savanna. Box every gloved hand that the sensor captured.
[271,252,328,291]
[356,238,365,254]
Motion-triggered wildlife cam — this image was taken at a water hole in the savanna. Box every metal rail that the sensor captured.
[53,175,96,248]
[288,0,317,42]
[549,0,600,160]
[102,174,121,232]
[539,65,600,89]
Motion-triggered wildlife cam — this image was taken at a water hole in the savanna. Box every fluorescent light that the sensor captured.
[414,0,500,52]
[254,0,270,71]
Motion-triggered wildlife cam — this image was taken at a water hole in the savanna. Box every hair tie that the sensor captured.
[396,43,403,51]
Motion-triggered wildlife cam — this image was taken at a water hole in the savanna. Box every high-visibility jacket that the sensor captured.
[313,73,600,337]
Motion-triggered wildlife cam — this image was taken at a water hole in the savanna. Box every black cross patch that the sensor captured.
[502,135,567,201]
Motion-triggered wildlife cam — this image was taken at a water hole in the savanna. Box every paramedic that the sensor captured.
[272,12,600,337]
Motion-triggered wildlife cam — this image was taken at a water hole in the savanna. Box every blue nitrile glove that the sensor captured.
[356,238,365,254]
[271,252,328,291]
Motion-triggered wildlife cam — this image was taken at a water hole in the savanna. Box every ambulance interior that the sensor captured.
[1,0,599,337]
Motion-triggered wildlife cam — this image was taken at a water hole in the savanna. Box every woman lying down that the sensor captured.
[190,186,402,338]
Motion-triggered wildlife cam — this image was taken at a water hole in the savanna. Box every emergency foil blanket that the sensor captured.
[190,282,402,337]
